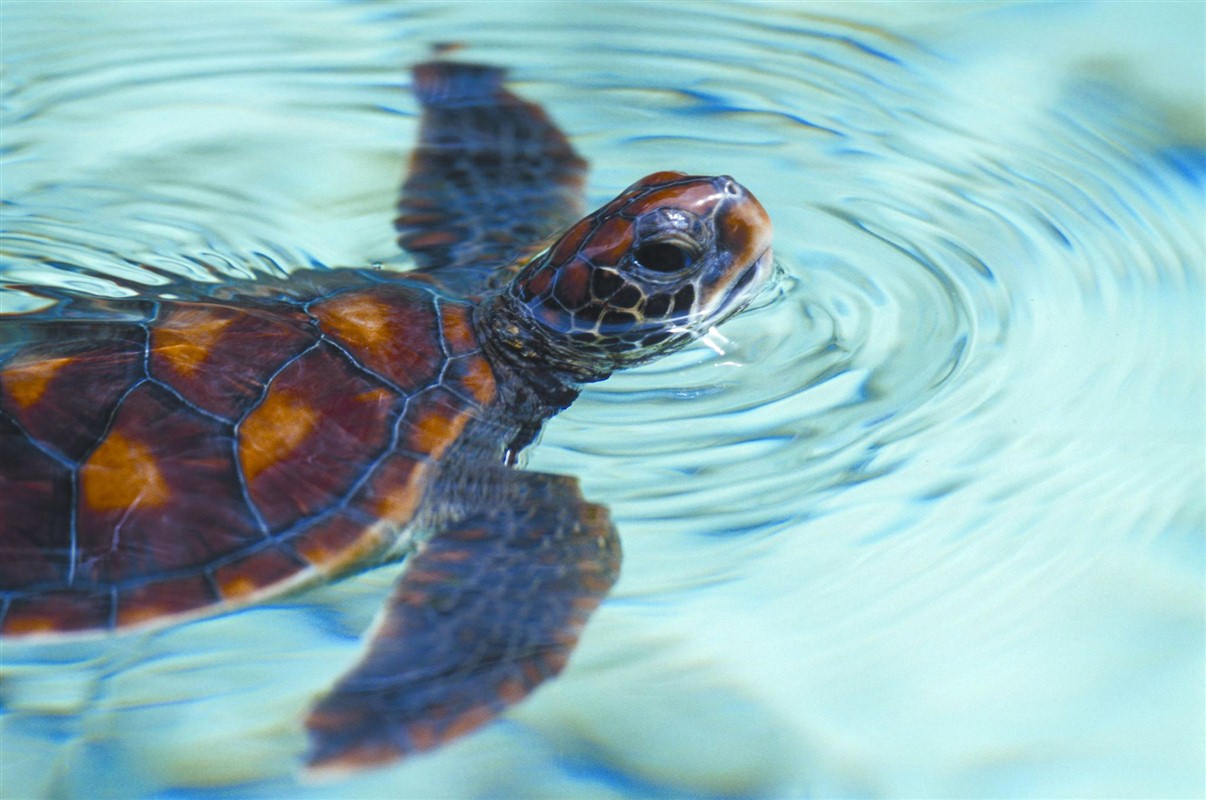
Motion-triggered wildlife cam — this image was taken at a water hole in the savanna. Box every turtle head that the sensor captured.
[494,172,773,383]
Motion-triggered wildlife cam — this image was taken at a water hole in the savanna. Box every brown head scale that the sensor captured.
[487,172,774,383]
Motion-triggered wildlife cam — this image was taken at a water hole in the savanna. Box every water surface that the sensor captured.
[1,2,1203,798]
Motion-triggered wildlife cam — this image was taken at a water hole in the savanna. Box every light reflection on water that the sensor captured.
[1,2,1203,798]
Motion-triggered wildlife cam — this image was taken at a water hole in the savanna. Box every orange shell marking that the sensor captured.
[80,430,170,512]
[152,307,233,378]
[364,457,427,523]
[312,292,396,351]
[3,614,58,637]
[311,287,441,392]
[115,574,215,628]
[407,395,470,459]
[238,388,320,485]
[439,303,477,354]
[214,548,310,601]
[1,355,72,409]
[457,355,496,406]
[293,513,381,570]
[236,344,400,531]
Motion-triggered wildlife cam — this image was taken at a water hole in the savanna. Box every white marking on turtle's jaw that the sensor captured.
[690,245,774,332]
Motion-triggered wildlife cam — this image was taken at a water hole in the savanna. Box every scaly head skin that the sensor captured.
[487,172,774,383]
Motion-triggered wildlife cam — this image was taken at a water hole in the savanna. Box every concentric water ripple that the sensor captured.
[1,2,1202,798]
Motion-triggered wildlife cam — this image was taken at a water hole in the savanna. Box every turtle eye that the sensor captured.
[633,242,692,273]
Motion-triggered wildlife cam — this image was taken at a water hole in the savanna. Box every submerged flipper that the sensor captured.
[396,61,587,281]
[305,472,620,772]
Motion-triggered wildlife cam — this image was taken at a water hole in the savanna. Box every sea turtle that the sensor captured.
[0,60,773,772]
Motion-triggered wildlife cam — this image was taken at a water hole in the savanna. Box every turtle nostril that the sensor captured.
[716,176,740,196]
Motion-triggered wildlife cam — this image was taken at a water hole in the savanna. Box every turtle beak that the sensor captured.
[724,245,774,312]
[701,177,774,317]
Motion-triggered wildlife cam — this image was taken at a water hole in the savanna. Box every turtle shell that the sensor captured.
[0,278,497,636]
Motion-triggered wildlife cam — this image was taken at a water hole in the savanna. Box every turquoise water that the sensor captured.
[1,2,1203,798]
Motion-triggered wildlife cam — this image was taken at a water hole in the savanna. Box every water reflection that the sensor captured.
[1,1,1202,798]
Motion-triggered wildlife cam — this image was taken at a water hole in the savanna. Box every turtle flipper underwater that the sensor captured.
[0,60,774,772]
[397,60,587,286]
[306,470,618,770]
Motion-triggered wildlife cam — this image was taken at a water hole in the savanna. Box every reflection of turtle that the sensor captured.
[0,60,773,771]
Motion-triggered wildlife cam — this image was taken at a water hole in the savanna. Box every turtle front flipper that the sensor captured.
[396,61,587,285]
[304,472,620,773]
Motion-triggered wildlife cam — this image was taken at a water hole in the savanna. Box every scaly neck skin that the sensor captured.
[474,290,612,410]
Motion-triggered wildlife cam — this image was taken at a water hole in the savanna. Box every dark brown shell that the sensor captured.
[0,279,496,636]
